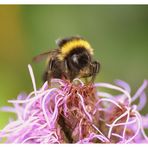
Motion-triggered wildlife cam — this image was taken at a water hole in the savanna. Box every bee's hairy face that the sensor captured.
[66,48,91,70]
[71,52,89,68]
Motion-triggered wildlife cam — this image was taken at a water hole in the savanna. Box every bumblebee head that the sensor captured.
[68,46,91,70]
[57,36,94,61]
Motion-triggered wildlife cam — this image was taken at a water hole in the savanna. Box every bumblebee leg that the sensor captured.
[91,61,100,82]
[42,70,52,87]
[43,58,56,87]
[47,73,52,87]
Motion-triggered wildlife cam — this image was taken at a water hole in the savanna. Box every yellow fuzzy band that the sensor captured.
[58,39,93,60]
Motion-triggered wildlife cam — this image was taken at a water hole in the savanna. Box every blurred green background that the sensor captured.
[0,5,148,129]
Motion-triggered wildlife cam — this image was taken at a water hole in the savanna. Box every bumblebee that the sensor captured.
[33,36,100,84]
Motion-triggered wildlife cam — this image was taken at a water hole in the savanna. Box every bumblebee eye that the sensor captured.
[71,54,79,64]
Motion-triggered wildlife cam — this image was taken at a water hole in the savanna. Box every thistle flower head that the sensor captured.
[0,65,148,143]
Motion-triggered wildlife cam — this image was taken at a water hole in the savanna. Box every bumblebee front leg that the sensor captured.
[91,61,100,82]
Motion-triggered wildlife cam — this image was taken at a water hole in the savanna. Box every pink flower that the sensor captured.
[0,65,148,143]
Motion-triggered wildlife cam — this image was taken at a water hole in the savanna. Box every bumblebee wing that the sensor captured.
[33,51,54,63]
